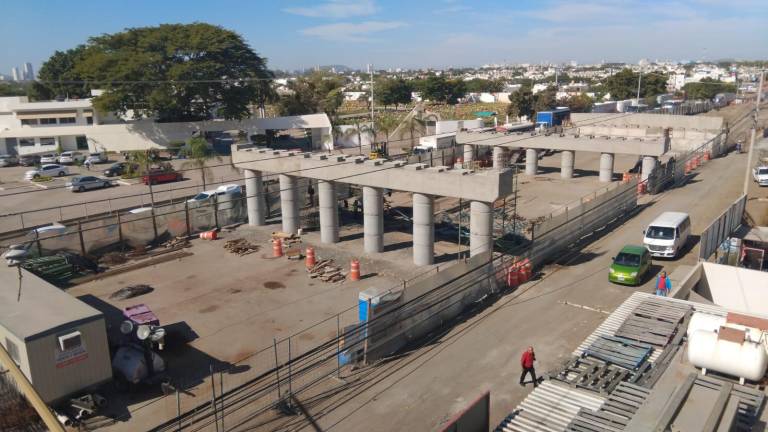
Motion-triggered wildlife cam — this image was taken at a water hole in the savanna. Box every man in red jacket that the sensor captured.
[519,346,538,387]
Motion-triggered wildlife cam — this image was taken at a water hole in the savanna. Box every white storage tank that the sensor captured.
[688,329,768,381]
[688,312,764,342]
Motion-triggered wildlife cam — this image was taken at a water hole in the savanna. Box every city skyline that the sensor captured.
[1,0,767,74]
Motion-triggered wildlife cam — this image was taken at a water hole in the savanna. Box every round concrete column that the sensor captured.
[412,193,434,265]
[525,149,539,175]
[244,169,265,226]
[560,150,575,179]
[641,156,658,182]
[470,201,493,257]
[493,146,508,170]
[279,174,299,234]
[318,180,339,243]
[599,153,615,183]
[363,186,384,253]
[463,144,474,165]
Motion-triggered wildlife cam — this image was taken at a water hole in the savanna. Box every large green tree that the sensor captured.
[604,69,668,100]
[682,78,736,100]
[31,46,91,100]
[464,78,505,93]
[376,77,412,108]
[561,93,594,113]
[277,71,344,116]
[74,23,272,122]
[420,76,466,104]
[506,87,534,119]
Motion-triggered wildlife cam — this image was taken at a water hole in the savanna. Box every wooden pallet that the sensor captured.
[566,382,651,431]
[614,299,692,347]
[584,336,653,370]
[552,356,630,395]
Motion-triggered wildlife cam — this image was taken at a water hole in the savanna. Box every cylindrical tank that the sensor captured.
[687,313,726,336]
[688,330,768,381]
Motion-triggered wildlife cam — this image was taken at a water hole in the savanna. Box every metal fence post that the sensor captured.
[210,364,220,432]
[273,338,282,399]
[77,221,86,257]
[176,387,181,432]
[336,314,341,377]
[213,197,219,229]
[288,337,293,397]
[219,371,225,431]
[116,212,124,248]
[20,213,25,229]
[58,207,63,221]
[184,200,191,237]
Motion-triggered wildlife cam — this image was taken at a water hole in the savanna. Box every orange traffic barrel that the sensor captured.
[200,230,217,240]
[704,151,711,161]
[507,267,520,287]
[272,238,283,257]
[520,258,532,282]
[684,160,692,174]
[305,247,316,268]
[637,182,647,195]
[349,259,360,281]
[622,172,631,183]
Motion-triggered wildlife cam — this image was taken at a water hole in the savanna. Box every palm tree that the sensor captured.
[374,114,399,156]
[404,112,426,152]
[182,136,222,191]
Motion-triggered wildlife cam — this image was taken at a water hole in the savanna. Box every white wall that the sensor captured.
[699,262,768,315]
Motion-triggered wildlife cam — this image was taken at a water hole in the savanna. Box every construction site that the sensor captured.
[2,99,768,432]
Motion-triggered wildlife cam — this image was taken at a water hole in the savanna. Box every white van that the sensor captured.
[643,212,691,258]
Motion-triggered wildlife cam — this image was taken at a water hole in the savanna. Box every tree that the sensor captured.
[533,86,557,114]
[277,71,344,116]
[420,76,466,104]
[182,136,222,191]
[31,46,91,100]
[561,93,594,113]
[403,112,426,151]
[376,77,411,108]
[464,78,505,93]
[506,87,534,120]
[604,68,668,100]
[74,23,272,122]
[682,78,736,100]
[0,82,29,97]
[374,114,399,155]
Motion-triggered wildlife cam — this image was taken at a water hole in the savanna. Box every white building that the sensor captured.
[11,67,20,82]
[23,62,34,80]
[0,95,334,155]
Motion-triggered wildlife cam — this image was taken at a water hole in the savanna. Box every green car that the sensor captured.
[609,245,651,286]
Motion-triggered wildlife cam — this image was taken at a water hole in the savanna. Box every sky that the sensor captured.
[1,0,767,75]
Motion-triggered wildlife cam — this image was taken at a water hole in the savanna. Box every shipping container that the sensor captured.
[535,108,571,128]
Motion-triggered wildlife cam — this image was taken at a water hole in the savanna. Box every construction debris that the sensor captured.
[99,251,128,266]
[161,236,189,249]
[110,284,154,300]
[271,231,302,246]
[307,258,347,283]
[223,238,260,256]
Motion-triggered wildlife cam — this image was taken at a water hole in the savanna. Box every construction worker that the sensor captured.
[519,346,538,388]
[307,184,315,206]
[353,199,361,219]
[656,271,672,296]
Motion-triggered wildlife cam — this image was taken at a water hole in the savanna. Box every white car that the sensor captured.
[40,153,59,164]
[2,223,68,265]
[24,164,69,180]
[85,152,108,165]
[187,184,242,208]
[0,154,18,167]
[753,166,768,187]
[59,151,86,164]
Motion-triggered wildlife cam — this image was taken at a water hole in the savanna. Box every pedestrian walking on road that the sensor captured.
[519,346,538,387]
[84,159,92,171]
[656,271,672,296]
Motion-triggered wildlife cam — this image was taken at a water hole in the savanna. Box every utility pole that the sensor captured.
[743,70,764,196]
[636,68,643,102]
[369,63,375,126]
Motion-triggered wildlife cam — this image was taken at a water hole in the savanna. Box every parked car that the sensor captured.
[753,165,768,187]
[40,153,59,164]
[103,162,138,177]
[2,223,68,265]
[142,168,182,185]
[187,184,242,208]
[0,154,18,167]
[24,164,69,180]
[59,151,86,164]
[67,175,113,192]
[86,152,108,165]
[609,245,651,286]
[18,155,41,166]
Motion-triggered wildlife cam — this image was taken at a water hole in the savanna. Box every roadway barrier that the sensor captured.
[699,194,747,261]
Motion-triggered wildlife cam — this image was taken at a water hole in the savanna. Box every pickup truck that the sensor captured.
[142,168,183,185]
[754,166,768,187]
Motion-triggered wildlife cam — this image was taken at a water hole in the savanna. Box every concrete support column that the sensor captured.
[412,193,435,265]
[318,180,339,243]
[470,201,493,257]
[244,169,266,226]
[599,153,615,183]
[493,146,508,170]
[463,144,474,165]
[363,186,384,253]
[525,149,539,175]
[279,174,299,234]
[641,156,658,182]
[560,150,575,179]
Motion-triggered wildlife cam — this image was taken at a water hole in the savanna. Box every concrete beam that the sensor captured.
[363,186,384,253]
[599,153,614,183]
[244,169,266,226]
[456,131,668,156]
[470,201,493,257]
[232,147,513,202]
[412,193,434,265]
[561,150,574,179]
[525,149,538,176]
[318,180,339,243]
[279,174,299,234]
[571,112,724,133]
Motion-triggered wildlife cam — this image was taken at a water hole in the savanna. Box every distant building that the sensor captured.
[23,62,34,80]
[11,67,20,81]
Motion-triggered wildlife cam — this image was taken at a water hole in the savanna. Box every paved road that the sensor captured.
[277,147,750,431]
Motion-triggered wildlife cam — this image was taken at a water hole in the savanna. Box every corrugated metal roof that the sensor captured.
[495,381,605,432]
[0,265,102,340]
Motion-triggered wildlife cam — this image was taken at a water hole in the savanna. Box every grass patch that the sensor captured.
[31,175,53,183]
